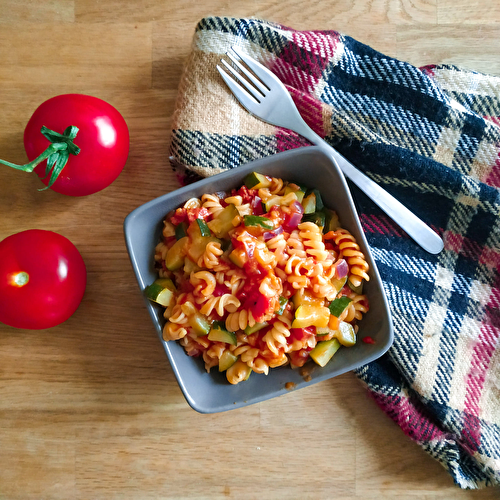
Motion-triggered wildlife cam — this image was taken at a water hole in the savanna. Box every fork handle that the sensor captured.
[297,128,444,254]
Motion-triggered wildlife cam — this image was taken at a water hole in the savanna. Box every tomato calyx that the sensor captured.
[0,125,80,190]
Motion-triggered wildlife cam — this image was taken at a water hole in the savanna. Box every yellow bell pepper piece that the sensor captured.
[291,304,330,329]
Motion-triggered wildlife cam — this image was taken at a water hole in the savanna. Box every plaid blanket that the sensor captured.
[169,16,500,489]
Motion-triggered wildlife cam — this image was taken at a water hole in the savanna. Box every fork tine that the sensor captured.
[220,59,263,102]
[227,49,269,95]
[216,65,260,111]
[231,46,279,90]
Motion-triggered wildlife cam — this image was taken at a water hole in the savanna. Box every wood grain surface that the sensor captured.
[0,1,499,499]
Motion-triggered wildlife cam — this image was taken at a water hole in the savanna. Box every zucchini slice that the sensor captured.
[284,185,305,203]
[302,211,326,230]
[186,220,221,262]
[310,338,341,367]
[244,172,272,189]
[228,247,247,268]
[207,204,239,238]
[196,218,211,237]
[219,351,238,372]
[165,236,189,271]
[144,278,176,307]
[244,322,268,335]
[328,296,352,317]
[301,193,317,214]
[208,322,237,345]
[330,275,348,295]
[323,208,340,233]
[174,222,188,240]
[189,311,211,336]
[336,322,356,347]
[243,215,274,230]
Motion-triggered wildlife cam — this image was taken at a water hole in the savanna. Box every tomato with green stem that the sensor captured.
[0,94,129,196]
[0,229,87,329]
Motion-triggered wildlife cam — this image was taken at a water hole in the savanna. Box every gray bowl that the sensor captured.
[124,147,393,413]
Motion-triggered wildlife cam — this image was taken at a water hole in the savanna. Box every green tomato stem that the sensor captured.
[0,142,68,172]
[0,125,80,190]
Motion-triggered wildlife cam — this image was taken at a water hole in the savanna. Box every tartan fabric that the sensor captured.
[169,17,500,489]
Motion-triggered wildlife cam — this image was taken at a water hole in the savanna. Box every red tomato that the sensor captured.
[0,229,87,329]
[24,94,129,196]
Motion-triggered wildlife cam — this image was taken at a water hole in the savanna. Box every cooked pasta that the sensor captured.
[147,172,370,384]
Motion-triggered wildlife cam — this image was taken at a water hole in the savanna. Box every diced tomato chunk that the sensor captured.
[213,283,230,297]
[170,208,187,226]
[289,327,316,343]
[186,207,210,223]
[233,185,255,204]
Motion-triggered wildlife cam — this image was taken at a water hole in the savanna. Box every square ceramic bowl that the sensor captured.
[124,147,393,413]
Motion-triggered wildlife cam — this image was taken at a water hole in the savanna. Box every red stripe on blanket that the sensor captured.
[360,213,406,238]
[444,231,488,261]
[480,246,500,269]
[287,86,325,136]
[275,129,311,153]
[485,116,500,127]
[461,323,500,452]
[370,391,450,443]
[271,30,338,94]
[485,153,500,188]
[489,286,500,309]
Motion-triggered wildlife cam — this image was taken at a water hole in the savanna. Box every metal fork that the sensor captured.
[216,46,444,255]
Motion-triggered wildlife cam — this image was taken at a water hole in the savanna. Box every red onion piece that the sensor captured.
[287,212,303,229]
[263,225,284,241]
[251,196,263,215]
[291,200,304,214]
[335,259,349,278]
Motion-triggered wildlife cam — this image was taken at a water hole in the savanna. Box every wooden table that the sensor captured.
[1,1,499,498]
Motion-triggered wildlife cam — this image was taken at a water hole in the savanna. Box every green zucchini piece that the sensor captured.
[196,218,212,237]
[328,296,352,317]
[208,204,239,238]
[189,312,211,336]
[165,236,188,271]
[308,189,324,210]
[315,327,331,336]
[244,322,268,335]
[330,275,348,295]
[323,208,340,232]
[228,247,247,268]
[174,222,188,240]
[244,172,272,189]
[183,257,201,274]
[243,215,274,230]
[348,280,364,294]
[221,239,232,252]
[336,322,356,347]
[219,351,238,372]
[302,193,317,214]
[144,278,176,307]
[208,323,237,345]
[186,220,221,262]
[302,211,326,229]
[284,185,305,203]
[309,338,341,367]
[263,196,282,213]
